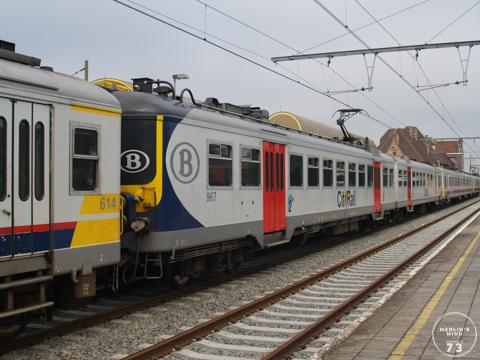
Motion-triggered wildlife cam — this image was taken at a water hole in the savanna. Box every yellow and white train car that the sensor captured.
[0,42,121,333]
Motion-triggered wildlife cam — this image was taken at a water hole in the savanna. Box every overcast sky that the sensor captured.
[3,0,480,164]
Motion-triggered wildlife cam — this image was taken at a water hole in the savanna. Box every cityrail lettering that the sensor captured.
[337,190,355,208]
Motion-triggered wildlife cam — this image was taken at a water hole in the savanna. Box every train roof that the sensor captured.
[113,86,472,176]
[0,57,119,109]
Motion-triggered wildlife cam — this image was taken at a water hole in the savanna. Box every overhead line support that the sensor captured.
[271,40,480,62]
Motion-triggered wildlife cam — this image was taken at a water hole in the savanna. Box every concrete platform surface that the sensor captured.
[324,215,480,360]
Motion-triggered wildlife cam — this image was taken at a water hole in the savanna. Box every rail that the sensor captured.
[122,199,480,360]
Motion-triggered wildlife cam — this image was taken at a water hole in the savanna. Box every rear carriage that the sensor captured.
[0,43,121,333]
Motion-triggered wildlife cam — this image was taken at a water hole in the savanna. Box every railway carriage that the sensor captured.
[114,78,479,286]
[0,44,121,334]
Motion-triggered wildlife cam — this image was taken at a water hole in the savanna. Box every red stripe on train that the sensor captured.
[0,221,76,235]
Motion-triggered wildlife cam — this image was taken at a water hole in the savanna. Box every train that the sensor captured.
[0,42,478,336]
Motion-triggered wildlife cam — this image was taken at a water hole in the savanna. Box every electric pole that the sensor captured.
[84,60,89,81]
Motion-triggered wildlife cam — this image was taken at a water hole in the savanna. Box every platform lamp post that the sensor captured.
[172,73,189,94]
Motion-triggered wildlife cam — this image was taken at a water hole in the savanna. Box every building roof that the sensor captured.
[434,140,460,154]
[379,127,455,169]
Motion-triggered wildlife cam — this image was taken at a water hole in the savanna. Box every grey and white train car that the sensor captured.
[115,78,479,285]
[0,43,121,332]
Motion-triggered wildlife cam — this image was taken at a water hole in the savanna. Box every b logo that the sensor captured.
[170,142,200,184]
[121,150,150,173]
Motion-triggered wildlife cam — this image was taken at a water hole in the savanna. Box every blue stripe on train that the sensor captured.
[150,115,203,232]
[0,229,74,257]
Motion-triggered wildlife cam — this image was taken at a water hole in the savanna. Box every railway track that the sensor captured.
[0,213,391,355]
[122,200,480,360]
[1,199,478,358]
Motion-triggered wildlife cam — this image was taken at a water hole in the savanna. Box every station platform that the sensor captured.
[324,215,480,360]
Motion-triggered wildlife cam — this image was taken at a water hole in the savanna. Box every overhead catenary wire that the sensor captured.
[302,0,431,53]
[113,0,394,129]
[312,0,480,161]
[194,0,408,126]
[136,0,406,127]
[112,0,332,98]
[427,0,480,44]
[353,0,480,160]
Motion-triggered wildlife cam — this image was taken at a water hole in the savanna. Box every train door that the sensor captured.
[0,98,12,258]
[263,141,285,233]
[407,167,412,209]
[373,161,381,213]
[12,101,51,256]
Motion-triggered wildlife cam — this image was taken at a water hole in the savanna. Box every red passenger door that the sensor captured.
[407,167,412,208]
[263,142,285,233]
[373,161,381,213]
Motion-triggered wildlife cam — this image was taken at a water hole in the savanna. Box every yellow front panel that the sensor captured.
[71,218,120,247]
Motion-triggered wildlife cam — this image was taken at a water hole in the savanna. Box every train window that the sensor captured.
[208,143,232,187]
[290,154,303,187]
[280,153,284,190]
[404,171,408,187]
[398,170,403,187]
[241,147,260,187]
[367,165,373,187]
[270,152,273,191]
[336,161,345,187]
[383,167,388,187]
[72,127,99,192]
[34,123,45,200]
[0,117,5,201]
[308,157,319,187]
[264,152,269,192]
[323,159,333,187]
[19,120,30,201]
[276,153,280,190]
[413,172,416,187]
[389,168,394,187]
[348,163,356,187]
[358,165,365,187]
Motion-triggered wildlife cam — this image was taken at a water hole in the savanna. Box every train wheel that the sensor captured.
[0,315,27,340]
[225,250,241,273]
[168,263,190,289]
[171,274,190,288]
[291,233,309,246]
